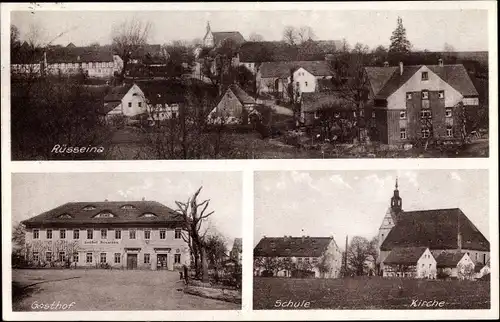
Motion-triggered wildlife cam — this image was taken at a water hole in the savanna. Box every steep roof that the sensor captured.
[45,46,114,63]
[21,201,182,228]
[228,84,256,105]
[104,84,133,102]
[435,252,468,268]
[383,247,428,265]
[231,238,242,253]
[212,32,246,46]
[254,236,333,257]
[259,60,331,78]
[365,64,479,99]
[138,80,187,105]
[101,101,121,115]
[380,208,490,252]
[238,40,342,62]
[301,91,356,112]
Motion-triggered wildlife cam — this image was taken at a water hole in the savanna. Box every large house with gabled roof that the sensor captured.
[21,201,190,270]
[377,180,490,277]
[202,22,246,48]
[253,235,342,278]
[365,59,479,144]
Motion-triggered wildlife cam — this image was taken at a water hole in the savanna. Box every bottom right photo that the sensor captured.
[253,169,490,310]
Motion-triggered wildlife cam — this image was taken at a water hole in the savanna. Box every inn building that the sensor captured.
[22,201,191,270]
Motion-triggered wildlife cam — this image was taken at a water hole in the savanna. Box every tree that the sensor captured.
[389,16,412,54]
[283,26,299,46]
[11,24,21,48]
[174,186,214,282]
[347,236,372,276]
[12,222,27,265]
[339,38,351,53]
[163,41,196,78]
[205,232,228,269]
[249,32,264,42]
[111,18,152,77]
[297,26,316,44]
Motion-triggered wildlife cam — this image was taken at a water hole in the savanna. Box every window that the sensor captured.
[129,230,136,239]
[406,93,412,100]
[296,81,299,87]
[446,127,453,137]
[140,213,157,218]
[445,108,452,118]
[372,111,376,118]
[115,229,121,239]
[400,111,406,119]
[298,257,303,262]
[101,229,107,239]
[160,229,166,239]
[420,110,432,119]
[100,253,107,263]
[138,102,142,108]
[422,263,424,268]
[73,253,79,262]
[128,102,132,108]
[73,229,79,239]
[83,205,96,210]
[144,253,150,264]
[400,128,407,140]
[421,72,429,81]
[46,229,52,239]
[46,252,52,262]
[121,204,136,210]
[421,128,431,138]
[422,90,429,100]
[438,91,445,99]
[58,213,73,219]
[59,252,65,262]
[175,228,182,239]
[87,229,93,239]
[114,253,121,264]
[305,81,308,87]
[93,212,115,218]
[175,254,181,264]
[33,252,39,262]
[144,230,151,240]
[314,111,320,119]
[33,229,39,239]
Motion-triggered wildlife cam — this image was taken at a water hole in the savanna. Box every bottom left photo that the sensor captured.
[10,171,242,311]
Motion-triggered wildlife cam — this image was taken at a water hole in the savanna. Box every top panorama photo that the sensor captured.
[9,9,489,160]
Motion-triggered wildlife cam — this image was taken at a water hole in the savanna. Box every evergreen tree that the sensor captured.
[389,17,412,54]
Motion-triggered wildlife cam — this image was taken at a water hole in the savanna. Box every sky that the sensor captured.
[11,172,242,245]
[11,9,488,51]
[254,170,490,248]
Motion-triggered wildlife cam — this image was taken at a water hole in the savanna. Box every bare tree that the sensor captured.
[282,26,298,46]
[111,18,153,77]
[174,186,214,281]
[297,26,316,44]
[249,32,265,42]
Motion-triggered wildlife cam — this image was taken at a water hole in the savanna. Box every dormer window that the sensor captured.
[121,204,136,210]
[83,205,96,211]
[140,212,157,218]
[93,211,116,218]
[58,213,73,219]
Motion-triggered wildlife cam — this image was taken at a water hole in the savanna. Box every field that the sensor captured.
[253,277,490,310]
[12,269,240,311]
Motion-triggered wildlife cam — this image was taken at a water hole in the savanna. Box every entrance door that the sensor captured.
[127,254,138,269]
[157,254,168,270]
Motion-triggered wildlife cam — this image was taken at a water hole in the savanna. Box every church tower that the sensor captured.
[377,179,403,259]
[203,21,214,47]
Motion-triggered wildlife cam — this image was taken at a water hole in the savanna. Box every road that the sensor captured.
[13,269,240,311]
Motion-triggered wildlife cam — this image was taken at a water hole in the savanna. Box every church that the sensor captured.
[377,180,490,276]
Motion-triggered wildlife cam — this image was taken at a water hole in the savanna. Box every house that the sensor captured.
[253,236,342,278]
[102,83,147,121]
[138,81,186,125]
[21,201,191,270]
[377,180,490,276]
[207,84,257,125]
[230,238,242,265]
[10,42,44,76]
[436,252,475,280]
[475,259,490,279]
[382,247,437,279]
[365,60,479,145]
[202,22,246,48]
[256,60,332,99]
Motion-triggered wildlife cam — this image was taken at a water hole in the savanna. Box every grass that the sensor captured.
[12,269,240,311]
[253,276,490,310]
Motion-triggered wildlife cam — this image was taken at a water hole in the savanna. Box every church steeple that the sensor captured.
[390,178,402,213]
[206,21,211,34]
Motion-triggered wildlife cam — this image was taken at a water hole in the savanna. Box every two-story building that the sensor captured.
[382,246,437,279]
[365,60,479,145]
[21,201,191,270]
[253,236,342,278]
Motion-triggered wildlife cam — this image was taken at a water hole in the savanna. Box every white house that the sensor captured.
[103,83,147,121]
[382,247,437,279]
[436,252,475,280]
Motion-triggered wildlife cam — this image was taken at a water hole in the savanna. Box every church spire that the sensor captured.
[206,21,211,34]
[390,177,402,213]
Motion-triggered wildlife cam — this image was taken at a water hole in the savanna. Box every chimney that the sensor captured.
[438,58,444,67]
[383,61,389,67]
[399,61,403,75]
[302,235,305,242]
